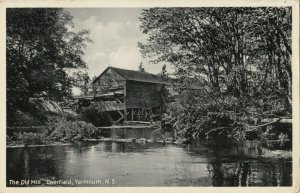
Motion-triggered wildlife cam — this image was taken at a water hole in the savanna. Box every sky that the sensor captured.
[66,8,174,86]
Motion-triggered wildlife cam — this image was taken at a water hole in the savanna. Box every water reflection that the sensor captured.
[100,127,156,139]
[219,160,290,186]
[7,127,292,187]
[7,142,292,187]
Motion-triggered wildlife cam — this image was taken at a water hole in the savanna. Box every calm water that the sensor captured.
[7,128,292,187]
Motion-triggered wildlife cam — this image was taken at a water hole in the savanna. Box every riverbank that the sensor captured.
[6,113,292,161]
[6,135,185,148]
[6,142,73,149]
[7,137,292,160]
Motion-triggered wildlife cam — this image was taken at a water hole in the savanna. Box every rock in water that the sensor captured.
[174,138,188,145]
[136,138,147,144]
[147,138,155,143]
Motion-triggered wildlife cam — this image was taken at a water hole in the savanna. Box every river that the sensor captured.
[6,127,292,187]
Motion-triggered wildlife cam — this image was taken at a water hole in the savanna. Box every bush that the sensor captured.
[14,132,50,145]
[167,89,292,146]
[7,109,46,127]
[46,118,97,140]
[81,105,112,127]
[7,117,98,145]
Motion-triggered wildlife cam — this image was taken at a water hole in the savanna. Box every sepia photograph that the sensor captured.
[2,0,299,192]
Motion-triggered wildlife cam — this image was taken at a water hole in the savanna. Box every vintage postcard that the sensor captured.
[0,0,299,193]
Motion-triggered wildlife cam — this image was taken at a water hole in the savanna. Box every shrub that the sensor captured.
[46,118,97,140]
[7,117,98,145]
[81,105,112,127]
[167,89,292,146]
[15,132,50,145]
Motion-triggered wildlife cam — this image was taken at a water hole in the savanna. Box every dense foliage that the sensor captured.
[7,8,91,112]
[7,118,97,145]
[81,105,113,127]
[139,7,292,142]
[47,118,97,140]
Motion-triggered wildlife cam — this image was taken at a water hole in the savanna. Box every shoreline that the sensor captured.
[6,138,292,160]
[6,142,74,149]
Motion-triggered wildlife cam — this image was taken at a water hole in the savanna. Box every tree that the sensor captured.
[160,64,168,112]
[160,64,168,81]
[139,7,292,140]
[78,72,91,96]
[7,8,91,111]
[139,7,291,107]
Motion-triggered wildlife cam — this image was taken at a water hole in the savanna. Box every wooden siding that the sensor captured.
[126,80,162,108]
[92,68,163,111]
[94,68,126,93]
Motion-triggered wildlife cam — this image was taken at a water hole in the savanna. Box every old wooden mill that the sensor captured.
[75,67,167,123]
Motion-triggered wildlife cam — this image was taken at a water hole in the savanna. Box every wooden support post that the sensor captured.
[142,108,145,121]
[117,110,124,124]
[131,108,134,121]
[117,110,124,117]
[124,109,127,121]
[116,116,123,124]
[124,82,127,121]
[148,108,150,121]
